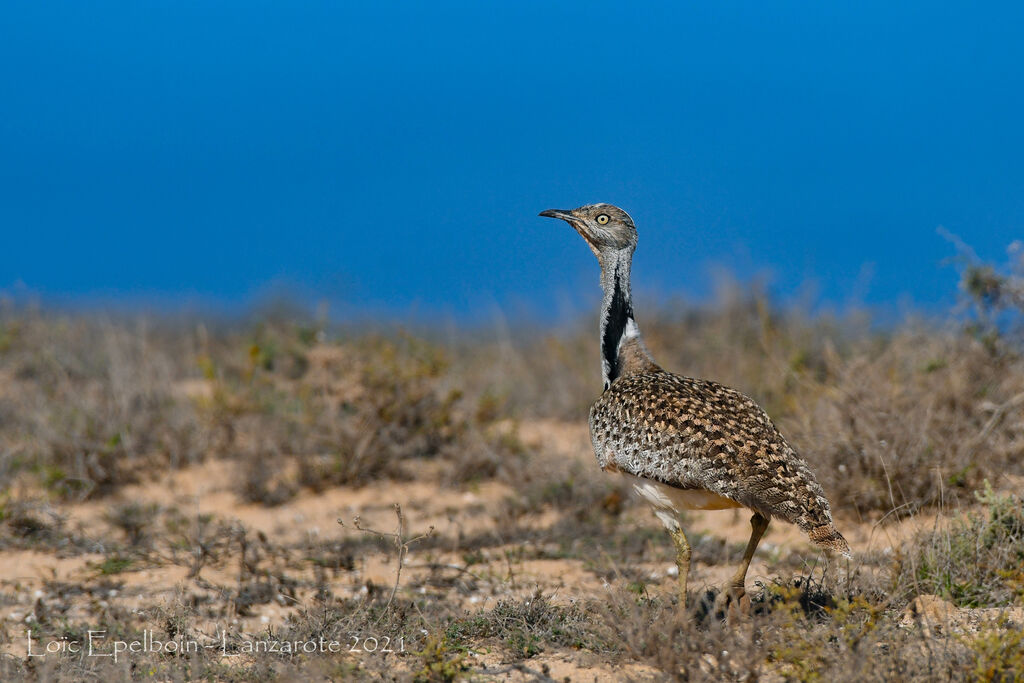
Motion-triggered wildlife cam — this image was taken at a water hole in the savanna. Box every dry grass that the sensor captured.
[2,465,1023,681]
[2,242,1022,516]
[0,313,531,507]
[0,243,1023,680]
[895,484,1024,609]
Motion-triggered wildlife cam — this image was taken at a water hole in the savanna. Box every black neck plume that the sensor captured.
[600,263,634,389]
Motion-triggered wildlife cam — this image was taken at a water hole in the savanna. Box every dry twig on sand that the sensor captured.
[339,503,434,617]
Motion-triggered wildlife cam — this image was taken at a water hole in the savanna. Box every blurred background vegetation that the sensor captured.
[1,238,1021,518]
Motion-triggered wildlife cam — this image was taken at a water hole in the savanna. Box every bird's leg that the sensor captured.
[668,527,692,605]
[728,512,769,603]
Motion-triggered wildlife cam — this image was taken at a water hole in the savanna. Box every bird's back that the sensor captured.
[589,368,849,554]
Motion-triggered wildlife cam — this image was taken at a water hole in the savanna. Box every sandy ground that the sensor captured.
[1,418,1017,679]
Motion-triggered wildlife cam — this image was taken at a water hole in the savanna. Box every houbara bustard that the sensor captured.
[540,203,850,607]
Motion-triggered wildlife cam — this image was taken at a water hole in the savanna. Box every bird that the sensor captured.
[539,203,850,607]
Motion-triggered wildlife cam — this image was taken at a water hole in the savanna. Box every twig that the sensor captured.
[406,562,484,582]
[339,503,433,619]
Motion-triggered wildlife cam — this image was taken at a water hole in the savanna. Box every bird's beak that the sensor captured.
[538,209,577,223]
[540,207,601,255]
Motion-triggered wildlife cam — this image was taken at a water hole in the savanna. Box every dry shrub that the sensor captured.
[104,501,160,547]
[501,455,632,521]
[0,313,533,501]
[0,497,65,542]
[0,315,206,498]
[895,484,1024,608]
[785,330,1024,514]
[599,584,980,682]
[444,590,610,660]
[207,328,532,491]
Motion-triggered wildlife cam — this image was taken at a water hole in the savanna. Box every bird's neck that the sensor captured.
[598,250,657,390]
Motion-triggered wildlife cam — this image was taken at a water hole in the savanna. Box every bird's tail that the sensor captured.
[806,523,851,559]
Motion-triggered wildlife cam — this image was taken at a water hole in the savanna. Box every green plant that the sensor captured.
[93,554,133,576]
[963,619,1024,682]
[413,634,469,682]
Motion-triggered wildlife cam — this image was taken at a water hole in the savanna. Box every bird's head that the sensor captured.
[539,203,637,258]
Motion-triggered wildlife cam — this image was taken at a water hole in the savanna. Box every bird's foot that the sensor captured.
[716,584,751,619]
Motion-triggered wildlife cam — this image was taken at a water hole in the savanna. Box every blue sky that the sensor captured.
[2,2,1022,321]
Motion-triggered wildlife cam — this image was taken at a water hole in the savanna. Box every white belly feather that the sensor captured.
[619,472,742,530]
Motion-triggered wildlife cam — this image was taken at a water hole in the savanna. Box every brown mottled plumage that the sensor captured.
[590,370,848,551]
[540,203,849,607]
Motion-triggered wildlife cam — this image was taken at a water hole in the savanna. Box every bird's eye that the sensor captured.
[596,214,610,225]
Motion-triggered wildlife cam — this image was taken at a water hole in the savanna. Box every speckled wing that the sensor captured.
[589,369,849,553]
